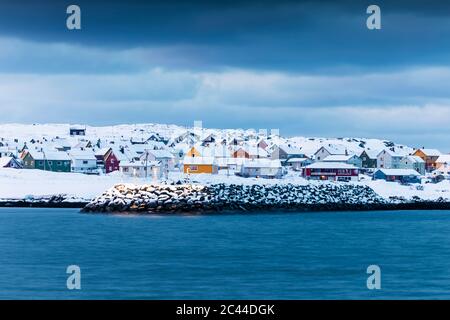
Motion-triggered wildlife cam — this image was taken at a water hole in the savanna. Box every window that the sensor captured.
[57,161,62,166]
[189,165,198,171]
[83,160,88,165]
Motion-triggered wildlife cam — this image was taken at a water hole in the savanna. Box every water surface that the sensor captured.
[1,208,449,299]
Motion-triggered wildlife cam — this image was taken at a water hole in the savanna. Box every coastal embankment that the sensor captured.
[81,183,450,214]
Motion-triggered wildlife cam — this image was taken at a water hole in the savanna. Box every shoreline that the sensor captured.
[1,200,450,212]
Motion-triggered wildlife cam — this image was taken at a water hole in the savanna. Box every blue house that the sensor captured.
[373,169,421,184]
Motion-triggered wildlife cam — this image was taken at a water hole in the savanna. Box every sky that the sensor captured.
[0,0,449,150]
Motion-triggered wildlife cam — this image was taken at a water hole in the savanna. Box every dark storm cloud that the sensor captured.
[1,0,450,71]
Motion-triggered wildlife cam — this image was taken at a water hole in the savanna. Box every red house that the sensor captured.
[302,162,359,182]
[95,148,119,174]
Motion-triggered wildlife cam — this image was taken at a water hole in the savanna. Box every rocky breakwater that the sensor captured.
[82,183,391,214]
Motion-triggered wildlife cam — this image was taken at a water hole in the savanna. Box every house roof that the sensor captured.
[416,149,441,157]
[183,156,216,165]
[278,144,304,155]
[95,147,111,157]
[404,155,425,163]
[286,157,309,163]
[120,160,160,168]
[436,155,450,164]
[68,150,96,161]
[146,149,174,159]
[315,144,348,156]
[242,159,282,168]
[376,169,420,176]
[323,155,356,162]
[27,150,71,161]
[305,162,358,169]
[360,149,379,159]
[378,149,405,158]
[0,157,16,167]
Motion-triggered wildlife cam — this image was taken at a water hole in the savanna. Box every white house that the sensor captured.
[436,155,450,169]
[377,149,406,169]
[69,149,98,174]
[314,145,349,161]
[239,159,283,179]
[120,160,161,179]
[400,155,426,175]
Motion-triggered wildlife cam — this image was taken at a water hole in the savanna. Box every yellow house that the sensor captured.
[413,149,441,171]
[183,156,218,174]
[185,146,201,157]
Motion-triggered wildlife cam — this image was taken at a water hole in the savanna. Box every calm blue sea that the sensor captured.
[0,208,450,299]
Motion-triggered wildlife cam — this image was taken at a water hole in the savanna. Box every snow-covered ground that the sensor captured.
[1,168,449,202]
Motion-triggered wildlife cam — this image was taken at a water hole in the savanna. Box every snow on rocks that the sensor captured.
[82,182,388,214]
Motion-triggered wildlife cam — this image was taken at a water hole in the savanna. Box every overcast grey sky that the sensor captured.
[0,0,449,150]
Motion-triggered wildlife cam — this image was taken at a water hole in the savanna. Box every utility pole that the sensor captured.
[145,150,148,180]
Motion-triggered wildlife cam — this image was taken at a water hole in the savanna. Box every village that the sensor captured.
[0,123,449,189]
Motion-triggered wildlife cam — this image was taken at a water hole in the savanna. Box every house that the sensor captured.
[95,148,120,174]
[183,157,218,174]
[271,144,305,162]
[377,149,405,169]
[201,144,232,159]
[302,162,359,182]
[70,127,86,136]
[139,149,175,179]
[373,169,421,184]
[239,159,283,179]
[413,149,442,172]
[0,156,22,169]
[120,160,161,179]
[400,156,426,175]
[257,139,268,150]
[323,154,362,168]
[359,150,378,169]
[185,146,202,158]
[431,164,450,183]
[232,147,250,158]
[436,155,450,170]
[215,157,247,171]
[285,157,312,171]
[200,133,216,146]
[69,149,98,174]
[22,150,71,172]
[232,146,269,159]
[314,145,348,161]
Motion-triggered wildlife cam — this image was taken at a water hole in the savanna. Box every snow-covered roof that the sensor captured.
[316,144,348,155]
[305,162,358,169]
[323,155,356,162]
[27,150,71,161]
[378,149,405,158]
[242,159,282,168]
[376,169,420,176]
[68,150,96,161]
[95,147,111,157]
[286,157,309,163]
[416,149,441,157]
[183,156,216,165]
[404,155,425,163]
[437,155,450,164]
[279,144,304,155]
[120,160,160,168]
[0,157,14,167]
[147,149,174,159]
[360,149,379,159]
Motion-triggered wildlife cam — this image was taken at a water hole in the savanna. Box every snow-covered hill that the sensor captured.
[0,122,414,157]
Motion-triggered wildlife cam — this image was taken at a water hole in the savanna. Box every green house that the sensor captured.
[22,150,71,172]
